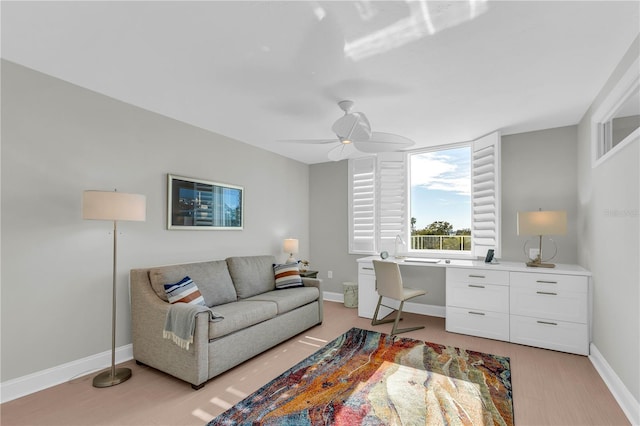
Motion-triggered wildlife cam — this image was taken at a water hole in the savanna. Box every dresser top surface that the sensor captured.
[357,256,591,276]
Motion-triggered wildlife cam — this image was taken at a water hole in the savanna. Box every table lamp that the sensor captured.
[517,209,567,268]
[283,238,298,264]
[83,189,146,387]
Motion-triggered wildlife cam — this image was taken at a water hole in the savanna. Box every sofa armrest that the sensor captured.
[302,277,323,323]
[130,268,210,387]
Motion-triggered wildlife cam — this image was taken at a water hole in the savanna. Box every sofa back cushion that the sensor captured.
[148,260,237,307]
[226,255,276,299]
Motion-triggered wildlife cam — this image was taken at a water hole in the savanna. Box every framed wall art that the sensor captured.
[167,174,244,230]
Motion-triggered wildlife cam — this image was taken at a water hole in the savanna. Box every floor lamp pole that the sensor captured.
[93,220,132,388]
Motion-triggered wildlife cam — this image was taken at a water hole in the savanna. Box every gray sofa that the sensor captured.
[130,255,323,389]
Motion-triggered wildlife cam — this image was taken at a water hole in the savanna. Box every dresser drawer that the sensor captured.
[510,272,588,293]
[446,267,509,286]
[358,262,375,276]
[446,281,509,313]
[446,307,509,341]
[510,315,589,355]
[510,274,588,323]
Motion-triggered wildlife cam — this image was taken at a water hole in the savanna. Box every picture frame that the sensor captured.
[167,174,244,230]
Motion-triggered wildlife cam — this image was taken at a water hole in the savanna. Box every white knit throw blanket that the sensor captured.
[163,303,224,350]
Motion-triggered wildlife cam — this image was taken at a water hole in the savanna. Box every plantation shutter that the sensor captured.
[471,131,501,258]
[377,152,408,254]
[348,156,376,254]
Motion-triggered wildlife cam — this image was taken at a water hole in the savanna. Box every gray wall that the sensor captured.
[576,36,639,402]
[1,60,311,381]
[502,126,578,264]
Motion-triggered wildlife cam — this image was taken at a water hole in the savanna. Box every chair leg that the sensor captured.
[390,301,425,336]
[371,295,395,326]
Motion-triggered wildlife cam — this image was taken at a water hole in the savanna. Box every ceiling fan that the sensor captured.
[286,100,415,161]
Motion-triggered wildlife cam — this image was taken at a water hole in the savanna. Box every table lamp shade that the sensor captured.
[83,191,146,222]
[517,210,567,236]
[283,238,299,254]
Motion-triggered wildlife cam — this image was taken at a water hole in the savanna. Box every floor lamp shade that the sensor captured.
[83,191,146,222]
[83,189,146,388]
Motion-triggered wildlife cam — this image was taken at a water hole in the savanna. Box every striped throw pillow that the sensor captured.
[273,263,303,289]
[164,276,206,305]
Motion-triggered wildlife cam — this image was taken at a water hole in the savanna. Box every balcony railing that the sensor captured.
[411,235,471,251]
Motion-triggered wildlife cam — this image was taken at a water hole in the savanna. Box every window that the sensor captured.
[593,57,640,166]
[349,131,501,258]
[409,145,471,253]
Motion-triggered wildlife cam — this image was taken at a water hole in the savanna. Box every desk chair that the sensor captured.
[371,260,426,335]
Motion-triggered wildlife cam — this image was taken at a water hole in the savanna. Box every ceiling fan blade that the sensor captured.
[353,132,415,153]
[331,113,371,141]
[327,142,358,161]
[352,112,371,136]
[278,139,338,145]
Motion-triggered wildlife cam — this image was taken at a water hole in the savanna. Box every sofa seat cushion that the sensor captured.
[226,255,276,299]
[244,287,320,315]
[149,260,237,307]
[208,300,278,340]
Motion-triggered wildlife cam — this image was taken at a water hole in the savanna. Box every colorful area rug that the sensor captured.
[208,327,513,425]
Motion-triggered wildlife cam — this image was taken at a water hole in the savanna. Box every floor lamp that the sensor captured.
[83,190,146,388]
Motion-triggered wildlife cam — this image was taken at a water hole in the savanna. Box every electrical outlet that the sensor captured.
[327,270,333,279]
[529,248,540,259]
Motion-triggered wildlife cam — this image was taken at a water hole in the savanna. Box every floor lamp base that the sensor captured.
[92,367,132,388]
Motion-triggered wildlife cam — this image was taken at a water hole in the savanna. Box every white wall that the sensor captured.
[576,36,639,404]
[0,60,310,382]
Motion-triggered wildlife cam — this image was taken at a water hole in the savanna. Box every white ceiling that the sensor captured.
[2,1,639,164]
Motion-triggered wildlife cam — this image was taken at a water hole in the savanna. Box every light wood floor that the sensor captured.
[1,301,629,425]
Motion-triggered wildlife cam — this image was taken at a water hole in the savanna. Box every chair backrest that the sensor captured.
[372,260,404,300]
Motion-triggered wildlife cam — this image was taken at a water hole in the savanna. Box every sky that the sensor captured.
[410,146,471,232]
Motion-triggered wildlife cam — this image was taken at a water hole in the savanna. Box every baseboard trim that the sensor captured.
[323,293,446,318]
[0,344,133,404]
[589,343,640,425]
[323,291,344,303]
[403,301,446,318]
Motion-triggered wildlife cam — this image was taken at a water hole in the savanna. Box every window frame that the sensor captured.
[348,131,501,259]
[592,57,640,167]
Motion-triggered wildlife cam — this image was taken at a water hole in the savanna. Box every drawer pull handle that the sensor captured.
[468,311,485,316]
[469,284,485,289]
[537,291,557,296]
[536,280,557,284]
[363,267,374,271]
[468,274,485,278]
[537,321,558,326]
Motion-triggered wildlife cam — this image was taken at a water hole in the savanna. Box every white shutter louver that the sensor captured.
[349,156,376,254]
[472,131,501,258]
[377,152,408,254]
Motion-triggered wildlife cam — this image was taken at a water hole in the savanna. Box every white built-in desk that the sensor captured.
[357,256,592,355]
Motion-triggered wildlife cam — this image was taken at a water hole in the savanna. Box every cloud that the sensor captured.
[411,150,470,195]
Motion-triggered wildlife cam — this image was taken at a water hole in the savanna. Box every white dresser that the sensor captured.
[445,267,510,342]
[357,256,591,355]
[509,271,589,355]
